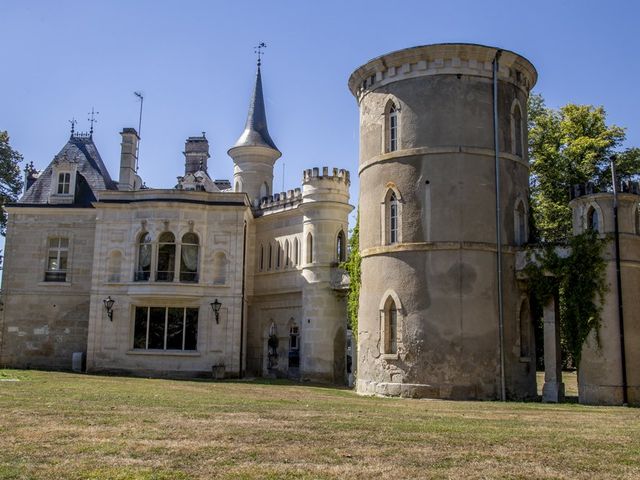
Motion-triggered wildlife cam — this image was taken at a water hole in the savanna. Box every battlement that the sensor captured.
[259,188,302,210]
[302,167,350,185]
[570,181,640,200]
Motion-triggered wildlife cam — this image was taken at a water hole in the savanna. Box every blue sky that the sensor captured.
[2,0,639,234]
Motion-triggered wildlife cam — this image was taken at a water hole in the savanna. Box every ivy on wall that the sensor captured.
[524,230,608,367]
[341,211,360,338]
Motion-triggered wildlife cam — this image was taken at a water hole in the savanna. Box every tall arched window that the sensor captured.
[259,244,264,271]
[285,239,290,268]
[180,232,199,282]
[156,232,176,281]
[587,206,599,233]
[512,103,523,157]
[276,242,281,269]
[336,230,346,262]
[389,192,398,244]
[306,233,313,264]
[386,102,399,153]
[260,182,269,199]
[268,243,273,270]
[384,297,398,354]
[293,237,299,266]
[636,205,640,235]
[136,232,152,281]
[515,201,526,246]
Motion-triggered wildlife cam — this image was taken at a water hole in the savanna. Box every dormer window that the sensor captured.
[57,172,71,194]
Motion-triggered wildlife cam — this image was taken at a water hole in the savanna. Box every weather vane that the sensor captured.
[69,118,77,136]
[255,42,267,66]
[88,107,99,136]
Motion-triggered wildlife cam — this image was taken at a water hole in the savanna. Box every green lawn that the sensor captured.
[0,370,638,479]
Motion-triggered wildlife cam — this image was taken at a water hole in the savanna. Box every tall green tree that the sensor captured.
[341,211,360,337]
[528,94,640,242]
[0,131,24,235]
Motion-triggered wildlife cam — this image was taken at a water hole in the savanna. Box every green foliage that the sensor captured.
[528,94,640,242]
[0,131,24,236]
[341,211,360,337]
[524,230,608,367]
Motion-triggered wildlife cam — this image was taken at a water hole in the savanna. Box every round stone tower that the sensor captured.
[349,44,537,399]
[300,167,352,383]
[569,184,640,406]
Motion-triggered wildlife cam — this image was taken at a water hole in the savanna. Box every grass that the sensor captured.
[0,370,638,479]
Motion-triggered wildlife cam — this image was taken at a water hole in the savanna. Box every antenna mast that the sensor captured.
[134,92,144,171]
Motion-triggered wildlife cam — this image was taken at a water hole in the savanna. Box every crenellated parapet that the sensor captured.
[570,181,640,200]
[302,167,351,185]
[259,188,302,210]
[349,43,537,103]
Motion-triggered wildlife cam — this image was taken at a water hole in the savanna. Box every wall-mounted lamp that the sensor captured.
[211,299,221,324]
[103,296,115,321]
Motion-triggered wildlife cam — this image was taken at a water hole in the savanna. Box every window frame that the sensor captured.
[44,236,69,282]
[133,306,199,352]
[511,100,524,158]
[57,172,72,195]
[385,101,400,153]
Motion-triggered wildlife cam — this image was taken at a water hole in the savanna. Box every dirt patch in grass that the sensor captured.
[0,370,638,479]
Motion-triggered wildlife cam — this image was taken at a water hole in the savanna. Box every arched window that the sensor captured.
[180,232,199,282]
[383,297,398,354]
[336,230,346,262]
[260,182,269,199]
[306,233,313,264]
[293,237,299,266]
[285,239,290,268]
[212,252,228,285]
[587,206,599,233]
[136,232,152,281]
[389,192,398,244]
[386,102,399,153]
[107,250,122,283]
[156,232,176,281]
[519,299,531,358]
[276,241,281,269]
[259,244,264,271]
[289,322,300,369]
[636,205,640,235]
[268,243,273,270]
[512,103,523,157]
[515,200,526,246]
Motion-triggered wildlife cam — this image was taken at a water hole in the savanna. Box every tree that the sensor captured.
[0,131,24,235]
[341,211,360,337]
[528,94,640,243]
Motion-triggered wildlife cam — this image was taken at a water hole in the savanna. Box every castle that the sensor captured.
[1,43,638,405]
[0,62,352,383]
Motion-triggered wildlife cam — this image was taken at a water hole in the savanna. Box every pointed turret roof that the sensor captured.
[232,65,279,151]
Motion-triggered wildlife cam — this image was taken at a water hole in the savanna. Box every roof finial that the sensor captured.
[88,107,99,136]
[254,42,267,67]
[69,118,77,137]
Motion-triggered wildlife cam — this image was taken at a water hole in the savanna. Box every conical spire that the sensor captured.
[232,65,279,151]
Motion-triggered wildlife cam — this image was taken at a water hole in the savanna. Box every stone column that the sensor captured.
[542,290,565,402]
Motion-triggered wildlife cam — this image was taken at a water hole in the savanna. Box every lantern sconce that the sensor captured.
[103,296,115,321]
[211,299,221,324]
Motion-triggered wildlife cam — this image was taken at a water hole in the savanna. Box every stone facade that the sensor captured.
[0,65,352,384]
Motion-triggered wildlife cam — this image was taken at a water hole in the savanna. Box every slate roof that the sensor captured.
[231,66,280,152]
[20,133,117,205]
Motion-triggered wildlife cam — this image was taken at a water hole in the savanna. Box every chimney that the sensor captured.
[184,133,210,175]
[119,128,139,191]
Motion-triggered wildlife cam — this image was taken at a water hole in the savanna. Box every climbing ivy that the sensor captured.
[524,230,608,367]
[341,211,360,338]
